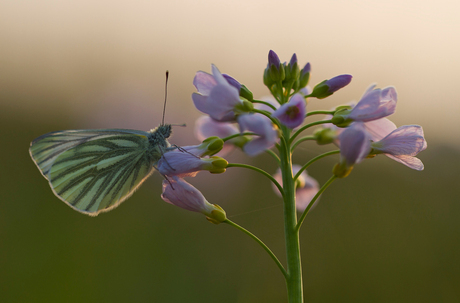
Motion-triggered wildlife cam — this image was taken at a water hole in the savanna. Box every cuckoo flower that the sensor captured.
[237,114,278,156]
[158,148,228,177]
[194,115,242,156]
[192,65,245,121]
[161,177,227,224]
[333,85,397,126]
[272,93,306,129]
[273,165,320,211]
[334,122,371,178]
[371,125,427,171]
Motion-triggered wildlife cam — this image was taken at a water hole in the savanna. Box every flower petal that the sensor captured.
[339,122,371,166]
[272,93,306,129]
[193,71,217,95]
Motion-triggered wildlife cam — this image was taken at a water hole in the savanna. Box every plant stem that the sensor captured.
[226,163,284,197]
[305,110,335,117]
[279,126,303,303]
[293,150,340,181]
[295,175,337,232]
[224,219,287,278]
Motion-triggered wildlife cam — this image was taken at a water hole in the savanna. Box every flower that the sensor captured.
[158,148,228,177]
[194,115,240,156]
[192,65,244,121]
[334,122,371,178]
[338,122,371,166]
[161,177,227,224]
[272,165,320,211]
[237,114,278,156]
[333,85,397,126]
[371,125,427,171]
[310,74,353,99]
[272,93,306,129]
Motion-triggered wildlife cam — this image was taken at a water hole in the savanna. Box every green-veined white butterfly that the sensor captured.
[30,72,175,216]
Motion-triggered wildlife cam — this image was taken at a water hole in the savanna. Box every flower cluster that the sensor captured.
[158,50,426,220]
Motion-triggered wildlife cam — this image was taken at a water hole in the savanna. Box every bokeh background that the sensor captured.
[1,0,459,302]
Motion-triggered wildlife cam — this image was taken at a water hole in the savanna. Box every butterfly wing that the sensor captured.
[30,129,158,216]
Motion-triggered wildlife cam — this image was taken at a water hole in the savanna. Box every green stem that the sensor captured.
[226,163,284,197]
[224,219,287,278]
[252,99,277,111]
[222,132,257,142]
[252,109,283,129]
[295,175,337,232]
[279,126,303,303]
[265,149,281,164]
[291,136,315,151]
[289,119,333,144]
[305,110,335,117]
[293,150,340,181]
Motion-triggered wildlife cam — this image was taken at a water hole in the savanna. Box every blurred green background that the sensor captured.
[1,0,459,302]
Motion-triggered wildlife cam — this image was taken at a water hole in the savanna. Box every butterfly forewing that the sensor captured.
[30,129,166,216]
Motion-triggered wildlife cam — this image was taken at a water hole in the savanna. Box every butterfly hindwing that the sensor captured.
[30,129,161,216]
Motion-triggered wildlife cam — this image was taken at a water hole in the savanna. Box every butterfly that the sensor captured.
[30,71,176,216]
[29,125,174,216]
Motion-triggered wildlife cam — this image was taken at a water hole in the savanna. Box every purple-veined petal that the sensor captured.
[384,154,425,171]
[272,93,306,129]
[373,125,426,156]
[347,85,397,122]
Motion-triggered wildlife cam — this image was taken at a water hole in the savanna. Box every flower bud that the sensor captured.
[284,54,300,84]
[206,204,227,224]
[267,50,285,82]
[309,75,352,99]
[298,62,311,89]
[313,127,337,145]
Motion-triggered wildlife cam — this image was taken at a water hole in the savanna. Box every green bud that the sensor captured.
[309,80,331,99]
[332,162,353,178]
[269,63,285,82]
[206,204,227,224]
[234,99,254,115]
[313,128,337,145]
[331,108,353,128]
[200,137,224,156]
[240,84,253,101]
[263,68,275,88]
[208,157,228,174]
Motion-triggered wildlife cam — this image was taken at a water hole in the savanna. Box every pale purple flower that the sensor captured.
[272,165,320,211]
[371,125,427,171]
[192,65,242,121]
[158,148,227,177]
[194,116,239,156]
[344,85,397,122]
[161,177,227,223]
[272,93,306,129]
[338,122,371,166]
[237,114,278,156]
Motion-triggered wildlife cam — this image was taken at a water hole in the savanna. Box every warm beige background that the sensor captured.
[1,1,459,302]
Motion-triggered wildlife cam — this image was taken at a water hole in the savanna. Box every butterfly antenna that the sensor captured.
[162,70,169,126]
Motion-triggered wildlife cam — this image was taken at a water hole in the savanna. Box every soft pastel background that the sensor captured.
[1,0,459,302]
